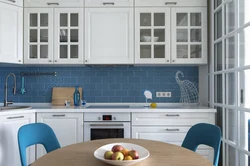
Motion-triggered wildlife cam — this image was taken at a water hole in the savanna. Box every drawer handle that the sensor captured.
[90,124,124,127]
[7,0,16,3]
[166,129,180,131]
[165,2,177,5]
[52,114,65,117]
[47,2,59,5]
[166,114,179,117]
[103,2,115,5]
[7,116,24,119]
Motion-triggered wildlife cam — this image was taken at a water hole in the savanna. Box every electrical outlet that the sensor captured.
[156,92,171,98]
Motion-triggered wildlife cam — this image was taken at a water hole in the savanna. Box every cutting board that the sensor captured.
[52,87,82,106]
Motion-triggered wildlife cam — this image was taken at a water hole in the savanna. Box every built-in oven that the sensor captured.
[84,112,131,141]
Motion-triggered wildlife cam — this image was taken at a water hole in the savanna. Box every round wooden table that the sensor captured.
[32,138,213,166]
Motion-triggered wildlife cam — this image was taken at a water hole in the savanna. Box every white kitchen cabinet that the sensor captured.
[135,8,171,64]
[24,8,84,64]
[85,8,134,64]
[24,0,84,7]
[36,112,83,158]
[135,0,207,7]
[0,2,23,64]
[24,8,54,64]
[0,113,36,166]
[132,112,215,163]
[0,0,23,7]
[54,8,84,64]
[171,7,207,64]
[135,6,207,64]
[85,0,133,7]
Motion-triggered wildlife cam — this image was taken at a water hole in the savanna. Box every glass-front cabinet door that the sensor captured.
[171,7,207,64]
[54,8,83,64]
[24,8,53,64]
[135,8,171,64]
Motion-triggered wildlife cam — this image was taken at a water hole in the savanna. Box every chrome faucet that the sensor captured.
[4,73,16,107]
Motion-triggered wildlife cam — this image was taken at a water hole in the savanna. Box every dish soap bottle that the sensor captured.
[73,87,80,106]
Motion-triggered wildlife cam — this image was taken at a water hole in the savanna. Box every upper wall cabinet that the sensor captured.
[0,0,23,7]
[85,8,134,64]
[135,0,207,7]
[85,0,133,7]
[24,0,84,7]
[0,2,23,64]
[171,7,207,64]
[24,8,84,64]
[135,8,171,64]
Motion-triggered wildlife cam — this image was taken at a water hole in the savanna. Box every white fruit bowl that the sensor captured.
[94,143,150,166]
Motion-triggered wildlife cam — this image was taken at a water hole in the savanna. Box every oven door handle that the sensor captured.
[89,124,124,127]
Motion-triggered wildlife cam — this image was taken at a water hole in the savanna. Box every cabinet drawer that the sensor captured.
[132,112,215,125]
[135,0,207,7]
[132,126,189,146]
[24,0,84,7]
[0,0,23,7]
[85,0,133,7]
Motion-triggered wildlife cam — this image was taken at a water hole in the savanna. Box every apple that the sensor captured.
[124,156,133,160]
[111,152,124,160]
[111,145,124,152]
[104,150,113,160]
[128,150,139,159]
[120,148,129,157]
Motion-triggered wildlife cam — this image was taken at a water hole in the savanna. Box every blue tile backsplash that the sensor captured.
[0,66,198,103]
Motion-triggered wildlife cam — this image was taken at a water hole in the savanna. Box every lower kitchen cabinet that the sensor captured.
[0,113,36,166]
[36,112,84,158]
[132,112,215,163]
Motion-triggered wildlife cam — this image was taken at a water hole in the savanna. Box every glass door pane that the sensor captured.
[239,26,250,67]
[140,45,151,58]
[226,109,237,142]
[225,36,235,69]
[140,13,151,26]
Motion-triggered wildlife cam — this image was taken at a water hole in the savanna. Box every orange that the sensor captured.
[124,156,133,160]
[120,149,129,157]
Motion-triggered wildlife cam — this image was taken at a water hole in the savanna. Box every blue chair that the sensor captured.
[18,123,61,166]
[181,123,221,166]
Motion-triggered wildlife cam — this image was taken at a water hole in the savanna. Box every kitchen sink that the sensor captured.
[0,106,32,111]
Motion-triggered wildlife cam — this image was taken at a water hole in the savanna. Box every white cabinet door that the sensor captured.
[24,0,84,7]
[54,8,84,64]
[24,8,54,64]
[0,3,23,64]
[171,7,207,64]
[85,0,133,7]
[85,8,134,64]
[135,8,171,64]
[0,0,23,7]
[135,0,207,7]
[36,113,83,158]
[0,113,36,166]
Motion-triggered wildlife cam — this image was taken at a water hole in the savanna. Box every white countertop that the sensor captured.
[0,103,216,115]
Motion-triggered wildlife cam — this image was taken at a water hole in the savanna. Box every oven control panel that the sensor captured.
[84,112,131,121]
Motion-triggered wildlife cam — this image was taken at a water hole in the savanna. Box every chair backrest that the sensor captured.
[18,123,61,166]
[181,123,221,166]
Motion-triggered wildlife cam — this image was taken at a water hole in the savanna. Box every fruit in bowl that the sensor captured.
[95,143,150,166]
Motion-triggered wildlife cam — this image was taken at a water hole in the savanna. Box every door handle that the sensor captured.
[52,114,66,117]
[166,128,180,131]
[165,2,177,5]
[47,2,59,5]
[103,2,115,5]
[90,124,124,127]
[166,114,180,117]
[7,0,16,3]
[7,116,24,119]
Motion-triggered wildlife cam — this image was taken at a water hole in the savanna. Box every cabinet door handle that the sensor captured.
[90,124,124,127]
[47,2,59,5]
[165,2,177,5]
[103,2,115,5]
[7,116,24,119]
[52,114,65,117]
[7,0,16,3]
[166,114,180,117]
[166,128,179,131]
